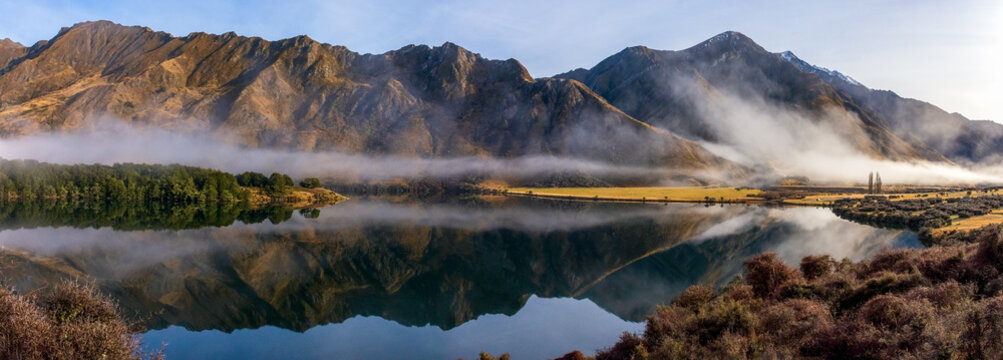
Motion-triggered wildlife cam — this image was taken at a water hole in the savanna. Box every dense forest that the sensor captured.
[0,159,249,203]
[0,158,305,203]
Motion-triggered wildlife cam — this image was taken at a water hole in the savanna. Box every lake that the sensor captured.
[0,196,919,359]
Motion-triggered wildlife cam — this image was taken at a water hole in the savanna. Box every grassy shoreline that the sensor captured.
[499,186,1003,236]
[247,185,347,209]
[504,186,763,203]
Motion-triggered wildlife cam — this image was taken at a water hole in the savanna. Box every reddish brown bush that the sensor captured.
[903,281,966,309]
[743,253,802,298]
[973,225,1003,270]
[760,299,832,349]
[553,350,586,360]
[961,296,1003,358]
[0,282,160,360]
[857,295,932,331]
[800,254,837,280]
[671,285,714,310]
[0,288,54,360]
[595,332,644,360]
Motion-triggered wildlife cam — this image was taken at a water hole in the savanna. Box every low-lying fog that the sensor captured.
[0,200,916,276]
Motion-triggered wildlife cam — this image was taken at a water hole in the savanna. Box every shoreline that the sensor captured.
[499,186,1003,239]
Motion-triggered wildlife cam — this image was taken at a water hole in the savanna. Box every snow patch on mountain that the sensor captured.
[779,51,862,87]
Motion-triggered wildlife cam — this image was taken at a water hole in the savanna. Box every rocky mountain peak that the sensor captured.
[0,38,23,49]
[686,30,766,55]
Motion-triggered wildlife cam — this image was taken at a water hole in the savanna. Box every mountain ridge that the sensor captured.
[0,20,734,176]
[1,22,998,180]
[555,30,955,164]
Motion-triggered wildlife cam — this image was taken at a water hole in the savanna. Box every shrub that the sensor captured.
[554,350,587,360]
[800,254,837,280]
[671,285,714,310]
[744,253,802,298]
[299,177,322,188]
[0,287,53,359]
[477,352,510,360]
[961,296,1003,358]
[595,332,645,360]
[0,282,161,360]
[760,299,832,347]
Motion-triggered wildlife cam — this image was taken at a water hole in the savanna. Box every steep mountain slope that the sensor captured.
[0,38,25,69]
[556,31,949,164]
[780,51,1003,164]
[0,21,728,171]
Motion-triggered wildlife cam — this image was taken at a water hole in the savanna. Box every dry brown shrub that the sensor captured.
[642,306,692,351]
[595,332,645,360]
[0,282,161,360]
[760,299,833,343]
[800,254,836,280]
[744,253,802,298]
[973,225,1003,270]
[903,281,966,309]
[859,248,918,276]
[720,283,756,302]
[553,350,587,360]
[671,285,714,310]
[0,287,54,360]
[961,296,1003,358]
[857,295,933,331]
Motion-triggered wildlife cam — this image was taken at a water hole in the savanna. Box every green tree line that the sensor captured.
[0,159,252,203]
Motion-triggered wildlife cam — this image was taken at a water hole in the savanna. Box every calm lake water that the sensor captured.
[0,196,919,359]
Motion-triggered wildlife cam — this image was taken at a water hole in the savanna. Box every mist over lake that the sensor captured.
[0,196,917,359]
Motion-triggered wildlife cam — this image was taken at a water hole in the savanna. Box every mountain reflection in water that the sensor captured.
[0,196,919,359]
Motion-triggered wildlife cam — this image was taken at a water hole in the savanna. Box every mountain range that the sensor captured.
[1,21,999,179]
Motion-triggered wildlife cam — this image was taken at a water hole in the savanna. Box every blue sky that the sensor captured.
[0,0,1000,121]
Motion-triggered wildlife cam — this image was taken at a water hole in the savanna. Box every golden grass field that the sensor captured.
[934,209,1003,234]
[505,186,762,202]
[504,185,1003,233]
[782,191,987,205]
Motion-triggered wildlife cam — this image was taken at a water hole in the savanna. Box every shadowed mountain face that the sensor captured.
[557,32,1002,165]
[555,32,948,163]
[0,21,727,171]
[782,51,1003,164]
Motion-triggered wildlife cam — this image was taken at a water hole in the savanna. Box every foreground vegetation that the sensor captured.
[0,281,160,360]
[572,225,1003,359]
